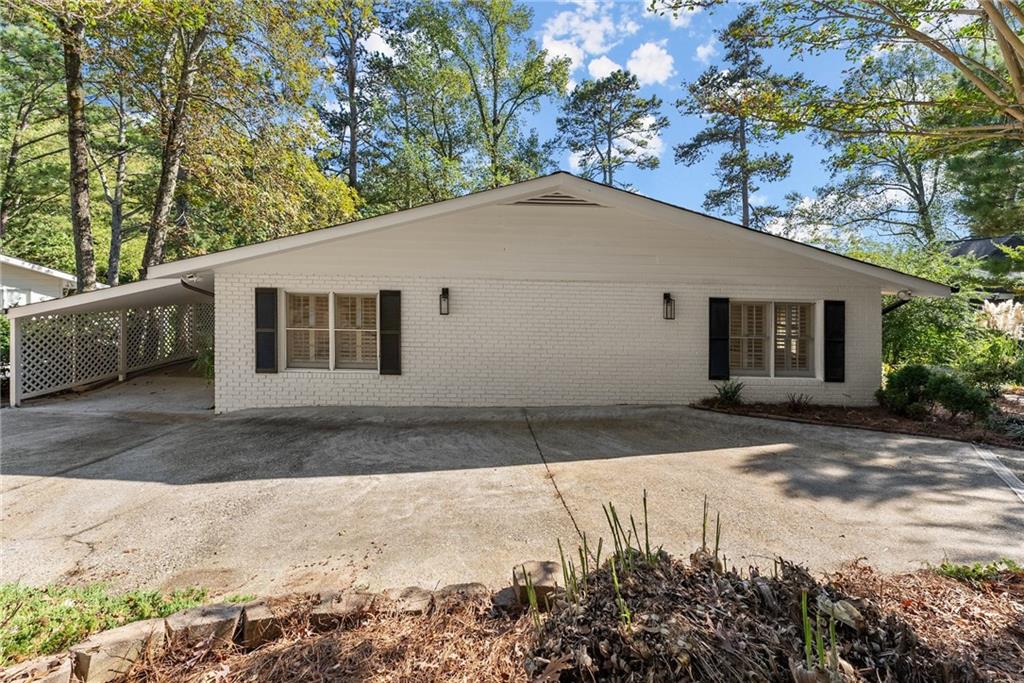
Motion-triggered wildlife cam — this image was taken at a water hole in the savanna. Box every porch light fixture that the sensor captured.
[663,292,675,320]
[440,287,450,315]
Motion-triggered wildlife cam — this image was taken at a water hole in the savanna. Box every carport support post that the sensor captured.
[9,315,20,407]
[118,308,127,381]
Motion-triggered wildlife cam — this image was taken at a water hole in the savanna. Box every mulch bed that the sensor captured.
[694,399,1023,450]
[125,553,1023,682]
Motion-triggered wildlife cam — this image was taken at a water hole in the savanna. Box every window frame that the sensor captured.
[332,293,379,371]
[282,290,379,372]
[727,300,819,380]
[728,301,770,377]
[284,291,331,369]
[773,301,815,378]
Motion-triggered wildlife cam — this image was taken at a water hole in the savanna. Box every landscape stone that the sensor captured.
[309,591,375,631]
[240,601,283,648]
[1,654,71,683]
[435,582,490,603]
[71,618,165,683]
[382,586,433,615]
[512,561,561,610]
[164,603,242,646]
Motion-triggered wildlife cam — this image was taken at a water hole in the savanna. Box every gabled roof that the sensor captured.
[8,172,950,321]
[0,254,78,282]
[149,171,949,297]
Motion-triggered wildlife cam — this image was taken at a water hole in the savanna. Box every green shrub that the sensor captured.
[0,314,8,366]
[878,365,992,421]
[712,380,745,406]
[876,364,933,416]
[926,372,991,420]
[958,334,1024,397]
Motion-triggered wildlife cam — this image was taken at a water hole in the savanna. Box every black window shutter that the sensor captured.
[255,288,278,373]
[708,297,730,380]
[379,290,401,375]
[824,300,845,383]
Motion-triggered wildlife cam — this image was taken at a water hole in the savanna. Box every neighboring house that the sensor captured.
[0,254,77,310]
[947,234,1023,301]
[6,173,950,410]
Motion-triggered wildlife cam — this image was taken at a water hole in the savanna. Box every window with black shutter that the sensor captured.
[379,290,401,375]
[824,300,845,382]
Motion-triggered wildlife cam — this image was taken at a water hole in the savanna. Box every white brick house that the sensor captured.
[6,173,949,410]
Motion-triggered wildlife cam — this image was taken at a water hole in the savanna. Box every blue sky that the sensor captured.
[521,0,852,220]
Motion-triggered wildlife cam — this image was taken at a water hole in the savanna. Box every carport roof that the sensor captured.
[4,277,210,319]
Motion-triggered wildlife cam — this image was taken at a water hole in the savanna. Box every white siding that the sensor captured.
[215,273,881,413]
[1,267,68,309]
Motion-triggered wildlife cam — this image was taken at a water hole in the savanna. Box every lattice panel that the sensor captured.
[19,310,120,398]
[17,301,215,401]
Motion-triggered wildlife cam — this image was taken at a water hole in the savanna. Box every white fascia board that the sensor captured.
[147,173,571,278]
[562,176,952,298]
[0,254,78,283]
[4,278,188,319]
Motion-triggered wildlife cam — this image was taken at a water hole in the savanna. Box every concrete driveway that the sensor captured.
[2,368,1022,597]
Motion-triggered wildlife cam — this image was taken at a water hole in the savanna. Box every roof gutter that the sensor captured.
[883,285,960,315]
[180,276,213,297]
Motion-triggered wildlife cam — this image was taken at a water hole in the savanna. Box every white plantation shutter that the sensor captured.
[774,303,813,376]
[286,293,329,368]
[728,302,768,375]
[334,294,377,369]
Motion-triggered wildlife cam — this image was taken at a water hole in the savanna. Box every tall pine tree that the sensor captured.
[557,70,668,189]
[675,7,804,230]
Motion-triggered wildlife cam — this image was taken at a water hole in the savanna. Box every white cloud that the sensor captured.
[541,0,640,73]
[323,99,341,114]
[588,55,621,79]
[543,35,585,71]
[362,30,394,58]
[646,0,701,29]
[749,193,770,207]
[694,36,718,64]
[626,41,675,86]
[568,150,584,171]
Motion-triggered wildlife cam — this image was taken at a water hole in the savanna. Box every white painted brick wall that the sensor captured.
[214,273,881,413]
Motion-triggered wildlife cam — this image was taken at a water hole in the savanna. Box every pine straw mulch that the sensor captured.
[528,552,1024,683]
[122,555,1023,682]
[830,562,1024,683]
[694,399,1023,450]
[125,593,532,683]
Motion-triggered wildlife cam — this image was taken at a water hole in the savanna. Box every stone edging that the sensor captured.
[1,561,562,683]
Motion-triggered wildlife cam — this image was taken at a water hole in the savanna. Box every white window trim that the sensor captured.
[729,299,823,381]
[279,289,380,373]
[332,292,379,371]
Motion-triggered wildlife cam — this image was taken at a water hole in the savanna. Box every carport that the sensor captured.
[6,277,213,406]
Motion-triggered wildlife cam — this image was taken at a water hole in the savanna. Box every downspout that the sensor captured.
[882,285,959,315]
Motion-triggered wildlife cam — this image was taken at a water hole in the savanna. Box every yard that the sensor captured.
[2,368,1022,599]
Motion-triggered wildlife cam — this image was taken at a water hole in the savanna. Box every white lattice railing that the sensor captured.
[15,302,213,401]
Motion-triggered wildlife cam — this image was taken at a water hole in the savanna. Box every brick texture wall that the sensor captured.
[214,273,881,413]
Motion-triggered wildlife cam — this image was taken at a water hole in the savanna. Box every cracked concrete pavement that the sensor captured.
[2,367,1022,597]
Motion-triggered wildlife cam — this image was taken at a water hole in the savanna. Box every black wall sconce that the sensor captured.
[440,287,450,315]
[663,292,675,320]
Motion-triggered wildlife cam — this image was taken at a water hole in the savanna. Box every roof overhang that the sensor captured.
[4,277,210,319]
[0,254,81,283]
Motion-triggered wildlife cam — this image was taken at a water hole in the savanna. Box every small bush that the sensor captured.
[926,372,991,420]
[876,364,934,416]
[958,335,1024,397]
[785,393,812,412]
[712,380,745,407]
[878,364,991,421]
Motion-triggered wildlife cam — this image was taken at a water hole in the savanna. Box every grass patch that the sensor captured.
[934,559,1022,585]
[0,583,206,666]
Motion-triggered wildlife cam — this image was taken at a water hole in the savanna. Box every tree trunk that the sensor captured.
[738,114,750,229]
[140,27,208,279]
[59,15,97,292]
[346,32,358,189]
[0,111,29,239]
[107,91,127,286]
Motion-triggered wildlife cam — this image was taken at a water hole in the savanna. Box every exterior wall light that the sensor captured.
[440,287,450,315]
[663,292,675,320]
